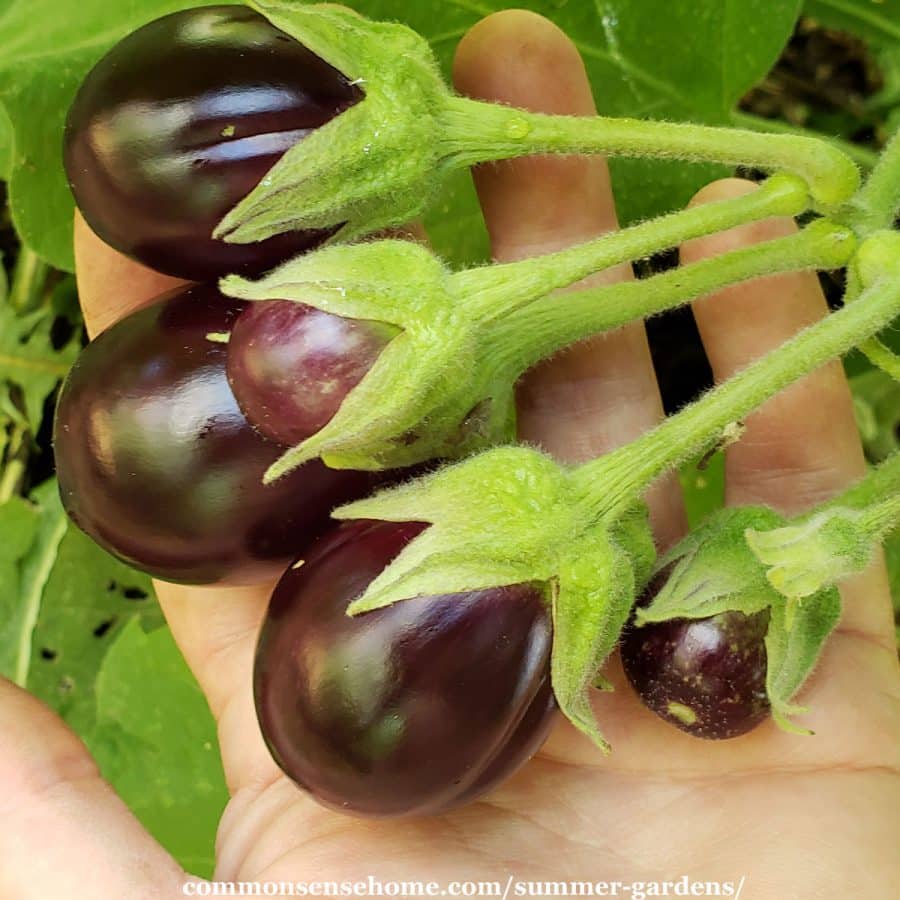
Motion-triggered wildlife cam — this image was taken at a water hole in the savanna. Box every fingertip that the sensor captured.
[452,9,617,260]
[453,10,591,113]
[687,177,760,207]
[682,178,797,263]
[682,176,867,516]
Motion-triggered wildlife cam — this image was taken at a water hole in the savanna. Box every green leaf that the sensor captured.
[550,532,636,751]
[0,100,13,182]
[0,255,6,307]
[871,43,900,113]
[1,480,68,686]
[638,506,786,625]
[0,495,37,561]
[0,299,79,432]
[20,480,163,736]
[765,586,841,732]
[86,620,228,878]
[0,481,224,875]
[422,167,489,268]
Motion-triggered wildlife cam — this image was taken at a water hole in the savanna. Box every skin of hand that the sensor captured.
[2,11,899,899]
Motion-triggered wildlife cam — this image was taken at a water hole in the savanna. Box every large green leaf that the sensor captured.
[19,481,164,736]
[1,478,221,872]
[87,620,228,878]
[0,0,802,269]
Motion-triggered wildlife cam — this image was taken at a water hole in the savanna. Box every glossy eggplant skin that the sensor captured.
[621,607,770,740]
[227,299,395,446]
[53,285,379,585]
[255,520,558,817]
[64,6,363,280]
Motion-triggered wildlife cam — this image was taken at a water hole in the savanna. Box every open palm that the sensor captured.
[3,11,898,899]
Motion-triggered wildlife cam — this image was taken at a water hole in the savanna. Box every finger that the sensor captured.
[74,212,185,338]
[73,217,280,788]
[0,678,192,897]
[682,178,894,646]
[453,10,684,549]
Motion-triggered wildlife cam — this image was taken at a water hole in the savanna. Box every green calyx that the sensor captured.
[213,4,858,250]
[221,239,526,477]
[333,446,655,751]
[215,1,449,246]
[746,452,900,600]
[746,508,873,600]
[635,506,787,627]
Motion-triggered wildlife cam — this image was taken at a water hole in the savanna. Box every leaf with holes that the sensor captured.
[17,480,163,736]
[86,620,228,878]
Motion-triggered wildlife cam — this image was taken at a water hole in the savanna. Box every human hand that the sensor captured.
[2,11,898,898]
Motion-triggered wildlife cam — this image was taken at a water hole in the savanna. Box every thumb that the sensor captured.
[0,678,196,898]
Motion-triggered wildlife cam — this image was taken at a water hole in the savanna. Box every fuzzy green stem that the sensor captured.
[490,219,855,378]
[454,174,809,321]
[857,338,900,380]
[847,126,900,233]
[572,276,900,519]
[438,96,860,212]
[7,247,49,314]
[857,492,900,542]
[0,422,27,504]
[0,458,25,504]
[729,110,880,171]
[821,452,900,521]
